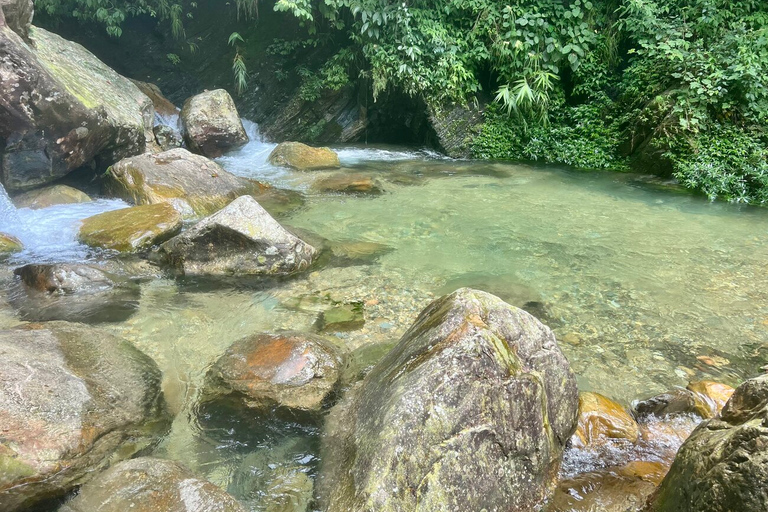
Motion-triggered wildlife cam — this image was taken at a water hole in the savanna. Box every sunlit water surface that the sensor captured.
[1,126,767,510]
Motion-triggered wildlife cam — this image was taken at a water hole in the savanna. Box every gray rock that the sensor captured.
[60,457,246,512]
[318,288,578,512]
[0,0,32,40]
[427,102,484,159]
[647,374,768,512]
[181,89,248,157]
[154,124,182,151]
[0,24,153,191]
[156,195,316,277]
[0,322,169,511]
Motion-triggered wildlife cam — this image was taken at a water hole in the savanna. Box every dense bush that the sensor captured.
[34,0,768,203]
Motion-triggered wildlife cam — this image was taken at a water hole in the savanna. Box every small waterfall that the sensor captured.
[0,183,21,229]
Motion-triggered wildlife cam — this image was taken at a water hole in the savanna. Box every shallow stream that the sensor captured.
[1,123,767,510]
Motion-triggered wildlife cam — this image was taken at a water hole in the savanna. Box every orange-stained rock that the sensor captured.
[687,380,735,418]
[573,392,640,447]
[206,331,345,411]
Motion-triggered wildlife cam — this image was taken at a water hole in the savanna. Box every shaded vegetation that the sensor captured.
[36,0,768,203]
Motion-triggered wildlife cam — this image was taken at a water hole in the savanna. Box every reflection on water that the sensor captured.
[1,145,767,510]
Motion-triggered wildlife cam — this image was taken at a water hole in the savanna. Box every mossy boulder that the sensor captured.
[12,184,91,209]
[181,89,248,157]
[573,392,640,447]
[312,173,383,195]
[0,322,169,511]
[59,457,246,512]
[318,288,578,512]
[0,24,153,191]
[0,232,22,254]
[105,148,269,217]
[647,374,768,512]
[10,263,140,322]
[78,203,182,252]
[268,142,341,171]
[205,331,346,412]
[156,196,316,277]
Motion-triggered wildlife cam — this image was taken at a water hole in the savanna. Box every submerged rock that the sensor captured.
[318,288,578,512]
[79,203,182,253]
[181,89,248,157]
[573,392,640,447]
[312,173,383,195]
[10,263,140,322]
[105,148,268,217]
[12,184,91,209]
[0,322,169,511]
[156,196,316,277]
[0,232,22,254]
[317,303,365,332]
[59,457,246,512]
[647,374,768,512]
[268,142,341,171]
[206,331,345,412]
[0,23,153,191]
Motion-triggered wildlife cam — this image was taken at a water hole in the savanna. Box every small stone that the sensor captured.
[318,303,365,332]
[573,391,640,447]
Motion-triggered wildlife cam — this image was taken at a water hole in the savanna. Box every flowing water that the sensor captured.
[1,124,767,510]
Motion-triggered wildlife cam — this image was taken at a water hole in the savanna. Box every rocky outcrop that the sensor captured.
[10,263,140,322]
[12,184,90,209]
[0,322,169,511]
[156,196,316,277]
[104,148,267,217]
[0,21,154,191]
[268,142,340,171]
[0,0,32,40]
[427,102,484,159]
[130,79,179,117]
[206,331,345,412]
[318,288,578,512]
[0,231,21,254]
[574,392,640,447]
[78,203,182,252]
[646,374,768,512]
[313,173,383,195]
[181,89,248,157]
[60,457,246,512]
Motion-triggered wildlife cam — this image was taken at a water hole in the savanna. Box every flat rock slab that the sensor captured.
[60,457,246,512]
[105,148,267,217]
[206,331,345,412]
[181,89,248,158]
[312,173,383,195]
[318,288,578,512]
[0,322,169,511]
[79,202,182,252]
[268,142,340,171]
[157,195,316,277]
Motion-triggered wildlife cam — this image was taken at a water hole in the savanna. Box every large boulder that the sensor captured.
[647,374,768,512]
[0,0,32,40]
[10,263,140,322]
[156,195,316,277]
[0,322,169,511]
[318,288,578,512]
[12,184,90,209]
[205,331,345,412]
[0,23,154,191]
[105,148,267,217]
[268,142,340,171]
[78,202,182,252]
[60,457,246,512]
[180,89,248,157]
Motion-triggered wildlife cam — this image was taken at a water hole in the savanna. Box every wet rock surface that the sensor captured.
[10,263,140,322]
[156,196,316,277]
[312,173,383,195]
[206,331,345,412]
[634,380,734,420]
[268,142,341,171]
[0,232,21,254]
[12,184,91,209]
[0,24,153,190]
[59,457,246,512]
[105,148,268,217]
[0,322,169,511]
[318,288,578,512]
[79,202,183,252]
[181,89,248,158]
[647,374,768,512]
[574,392,640,447]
